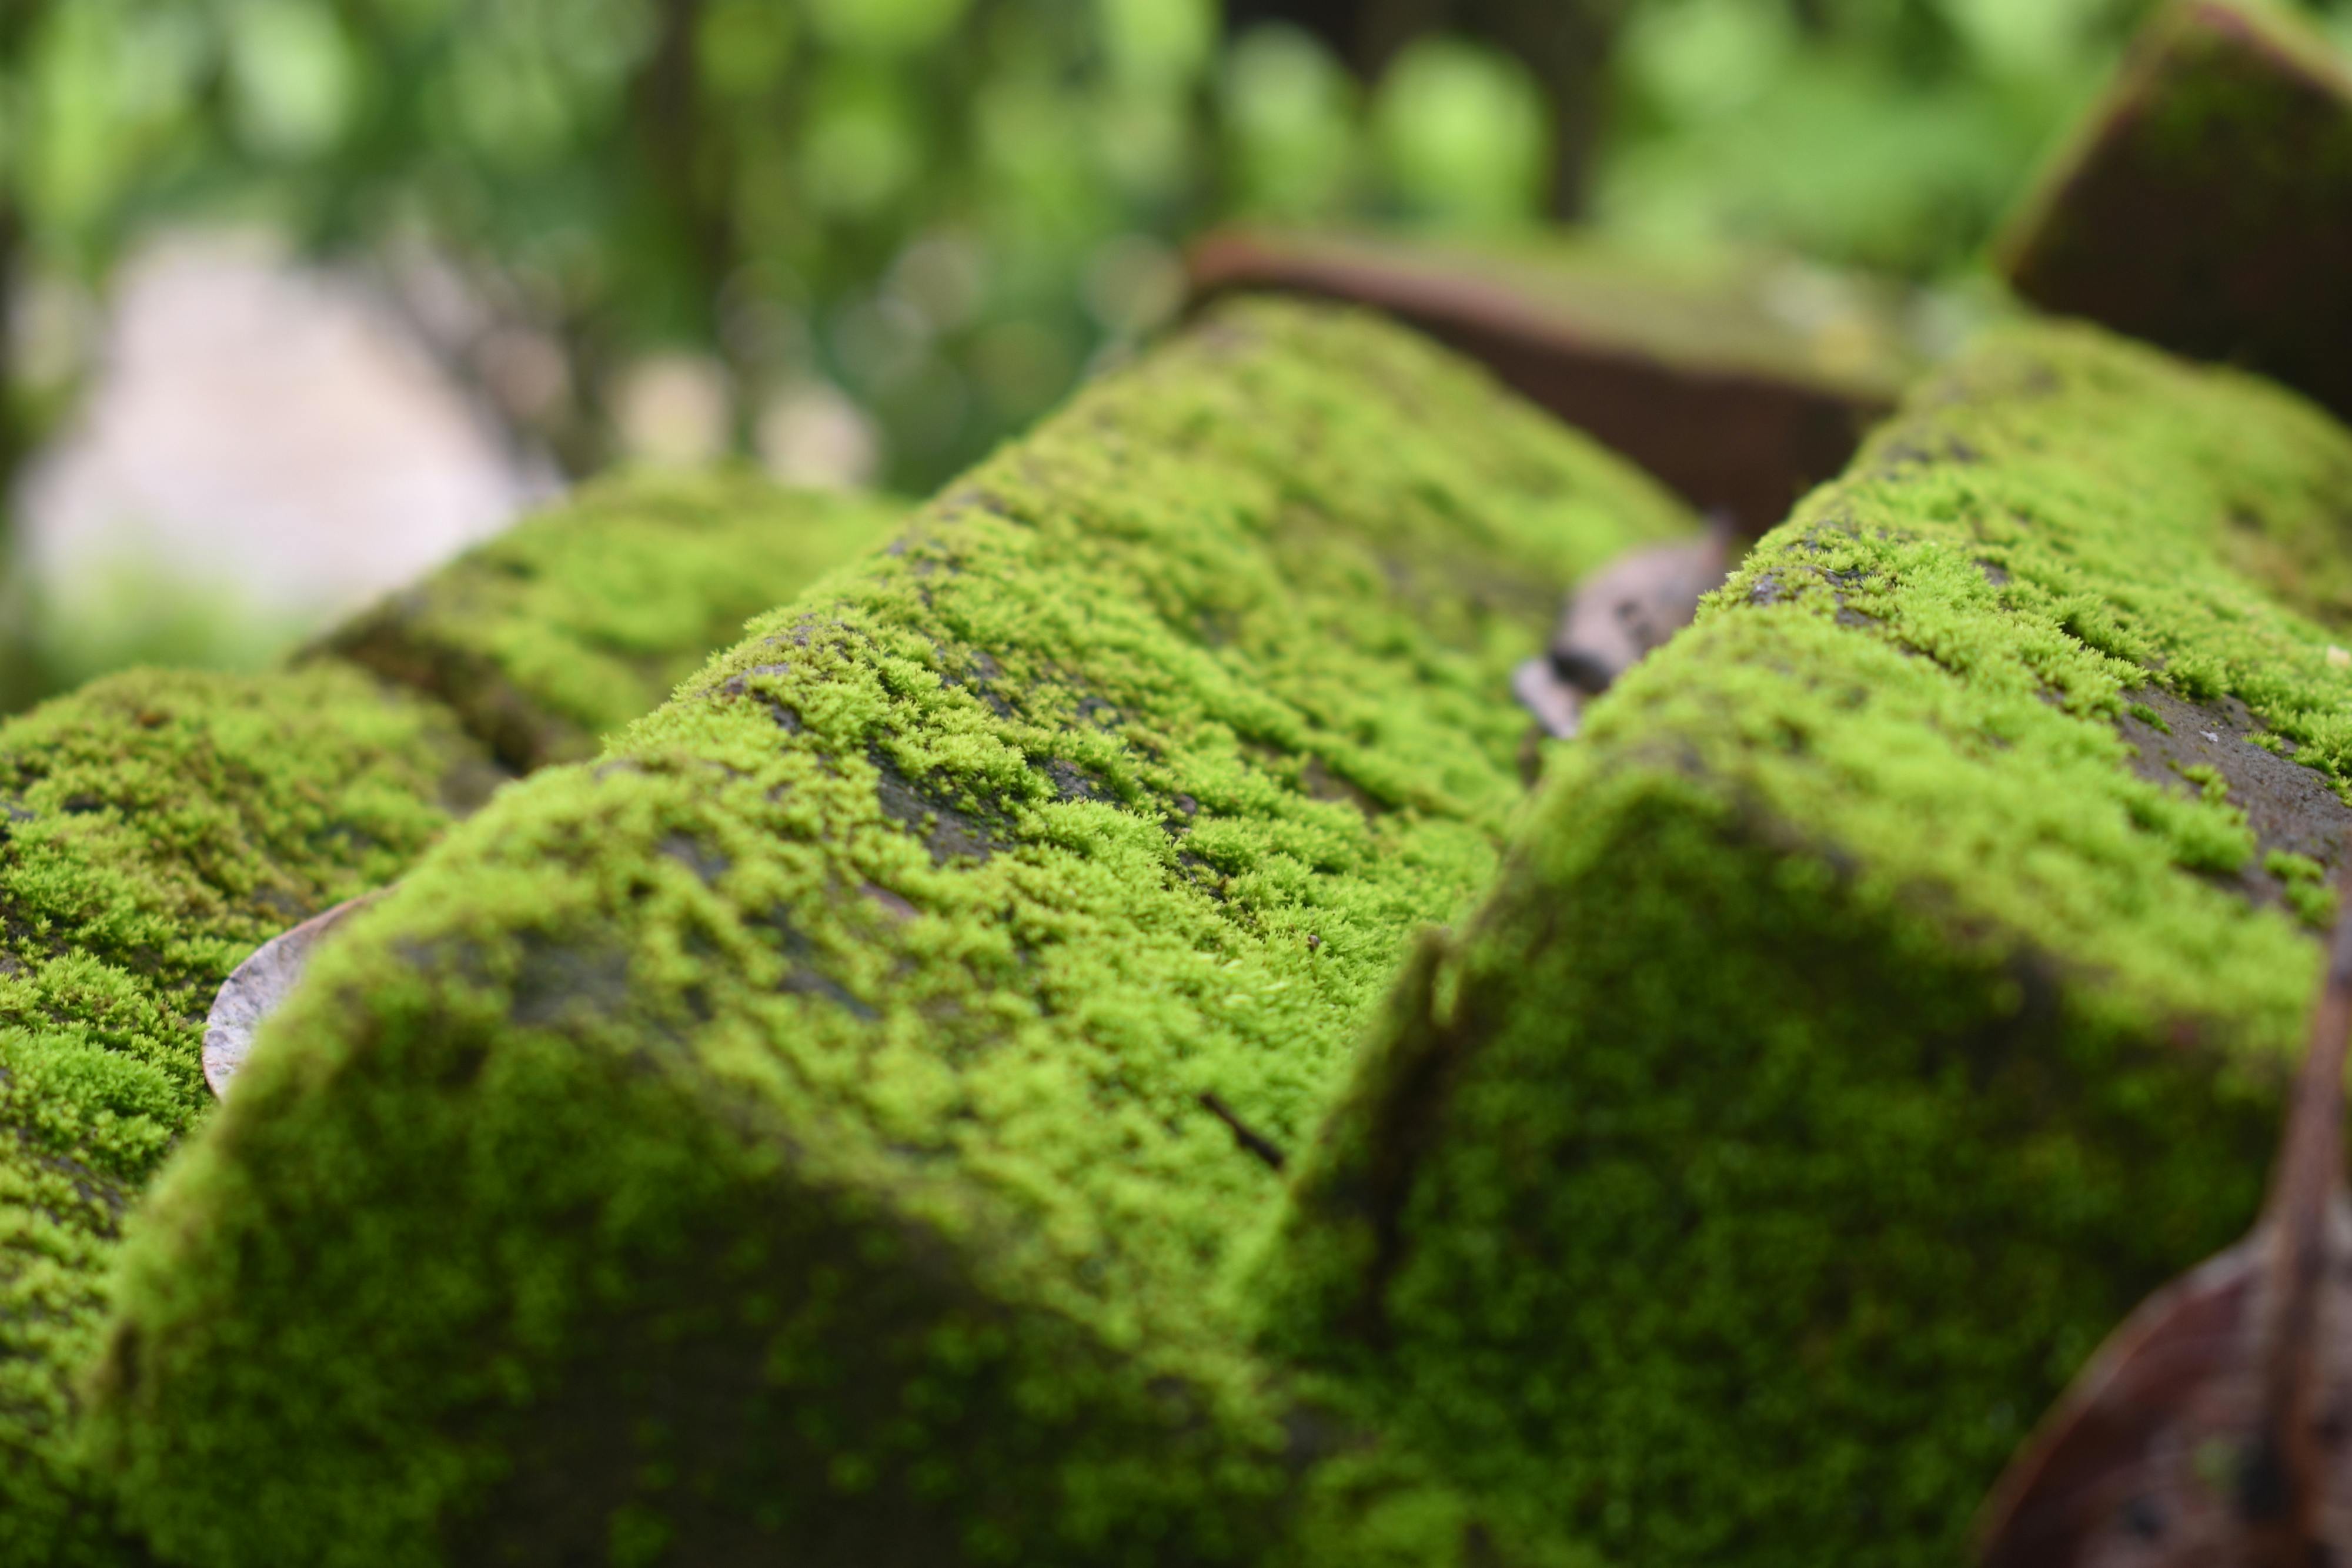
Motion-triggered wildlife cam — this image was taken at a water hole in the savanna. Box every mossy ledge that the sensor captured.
[82,299,1690,1567]
[318,468,906,772]
[1187,227,1913,534]
[1250,321,2352,1568]
[0,475,898,1567]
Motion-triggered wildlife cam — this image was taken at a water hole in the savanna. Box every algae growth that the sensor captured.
[1254,320,2352,1568]
[81,299,1693,1567]
[0,476,898,1567]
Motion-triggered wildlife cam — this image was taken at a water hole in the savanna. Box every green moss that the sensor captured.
[2271,850,2339,926]
[83,300,1692,1566]
[2266,847,2326,883]
[2177,760,2229,803]
[1251,321,2352,1567]
[0,478,904,1567]
[0,666,477,1566]
[319,469,905,771]
[2137,1,2352,181]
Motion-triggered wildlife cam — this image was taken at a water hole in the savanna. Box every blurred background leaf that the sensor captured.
[0,0,2347,704]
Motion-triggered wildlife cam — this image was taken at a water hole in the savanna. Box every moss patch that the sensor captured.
[318,469,904,771]
[0,666,476,1566]
[83,300,1692,1567]
[1251,321,2352,1567]
[0,478,903,1567]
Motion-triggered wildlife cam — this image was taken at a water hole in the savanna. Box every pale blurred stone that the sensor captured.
[612,352,733,467]
[16,230,552,647]
[756,380,881,492]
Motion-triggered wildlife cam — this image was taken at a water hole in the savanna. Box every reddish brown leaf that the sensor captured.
[1976,888,2352,1566]
[1184,229,1902,531]
[1515,519,1735,738]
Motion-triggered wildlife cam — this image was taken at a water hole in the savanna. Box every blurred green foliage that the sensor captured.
[1,0,2349,510]
[0,0,1561,503]
[1609,0,2352,275]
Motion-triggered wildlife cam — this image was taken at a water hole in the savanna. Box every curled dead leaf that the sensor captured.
[1976,880,2352,1566]
[1512,657,1584,741]
[1515,516,1734,740]
[203,891,382,1098]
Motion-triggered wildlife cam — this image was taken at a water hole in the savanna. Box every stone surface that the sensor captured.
[1998,0,2352,426]
[1250,322,2352,1568]
[1186,227,1919,533]
[81,300,1696,1567]
[0,476,898,1568]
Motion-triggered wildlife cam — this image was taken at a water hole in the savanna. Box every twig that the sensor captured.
[1198,1091,1286,1172]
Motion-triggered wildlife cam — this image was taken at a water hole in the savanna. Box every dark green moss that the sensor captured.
[1251,322,2352,1567]
[83,300,1692,1567]
[0,478,901,1567]
[318,469,906,771]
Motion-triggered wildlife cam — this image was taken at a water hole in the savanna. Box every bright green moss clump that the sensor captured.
[0,476,899,1567]
[1252,322,2352,1567]
[0,667,477,1566]
[320,469,907,770]
[84,300,1692,1566]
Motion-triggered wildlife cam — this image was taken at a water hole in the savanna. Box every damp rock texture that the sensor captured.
[0,475,897,1568]
[1249,322,2352,1568]
[1186,228,1914,533]
[1999,0,2352,426]
[79,300,1693,1568]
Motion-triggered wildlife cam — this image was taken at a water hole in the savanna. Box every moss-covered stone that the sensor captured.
[0,476,899,1566]
[0,667,475,1568]
[319,469,906,771]
[1186,226,1920,531]
[1250,321,2352,1567]
[1998,0,2352,424]
[81,300,1693,1567]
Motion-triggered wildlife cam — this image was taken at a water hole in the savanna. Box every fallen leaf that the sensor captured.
[1976,884,2352,1566]
[1515,515,1734,739]
[203,891,382,1098]
[1512,657,1584,740]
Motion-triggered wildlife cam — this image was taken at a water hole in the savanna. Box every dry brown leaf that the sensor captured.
[1515,517,1734,739]
[203,891,382,1098]
[1976,890,2352,1566]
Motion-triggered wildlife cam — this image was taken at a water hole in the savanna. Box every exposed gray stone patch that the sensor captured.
[2116,685,2352,914]
[870,749,1011,865]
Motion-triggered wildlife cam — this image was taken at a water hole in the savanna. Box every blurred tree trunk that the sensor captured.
[633,0,734,311]
[0,3,36,512]
[1224,0,1629,219]
[0,199,22,509]
[0,4,41,711]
